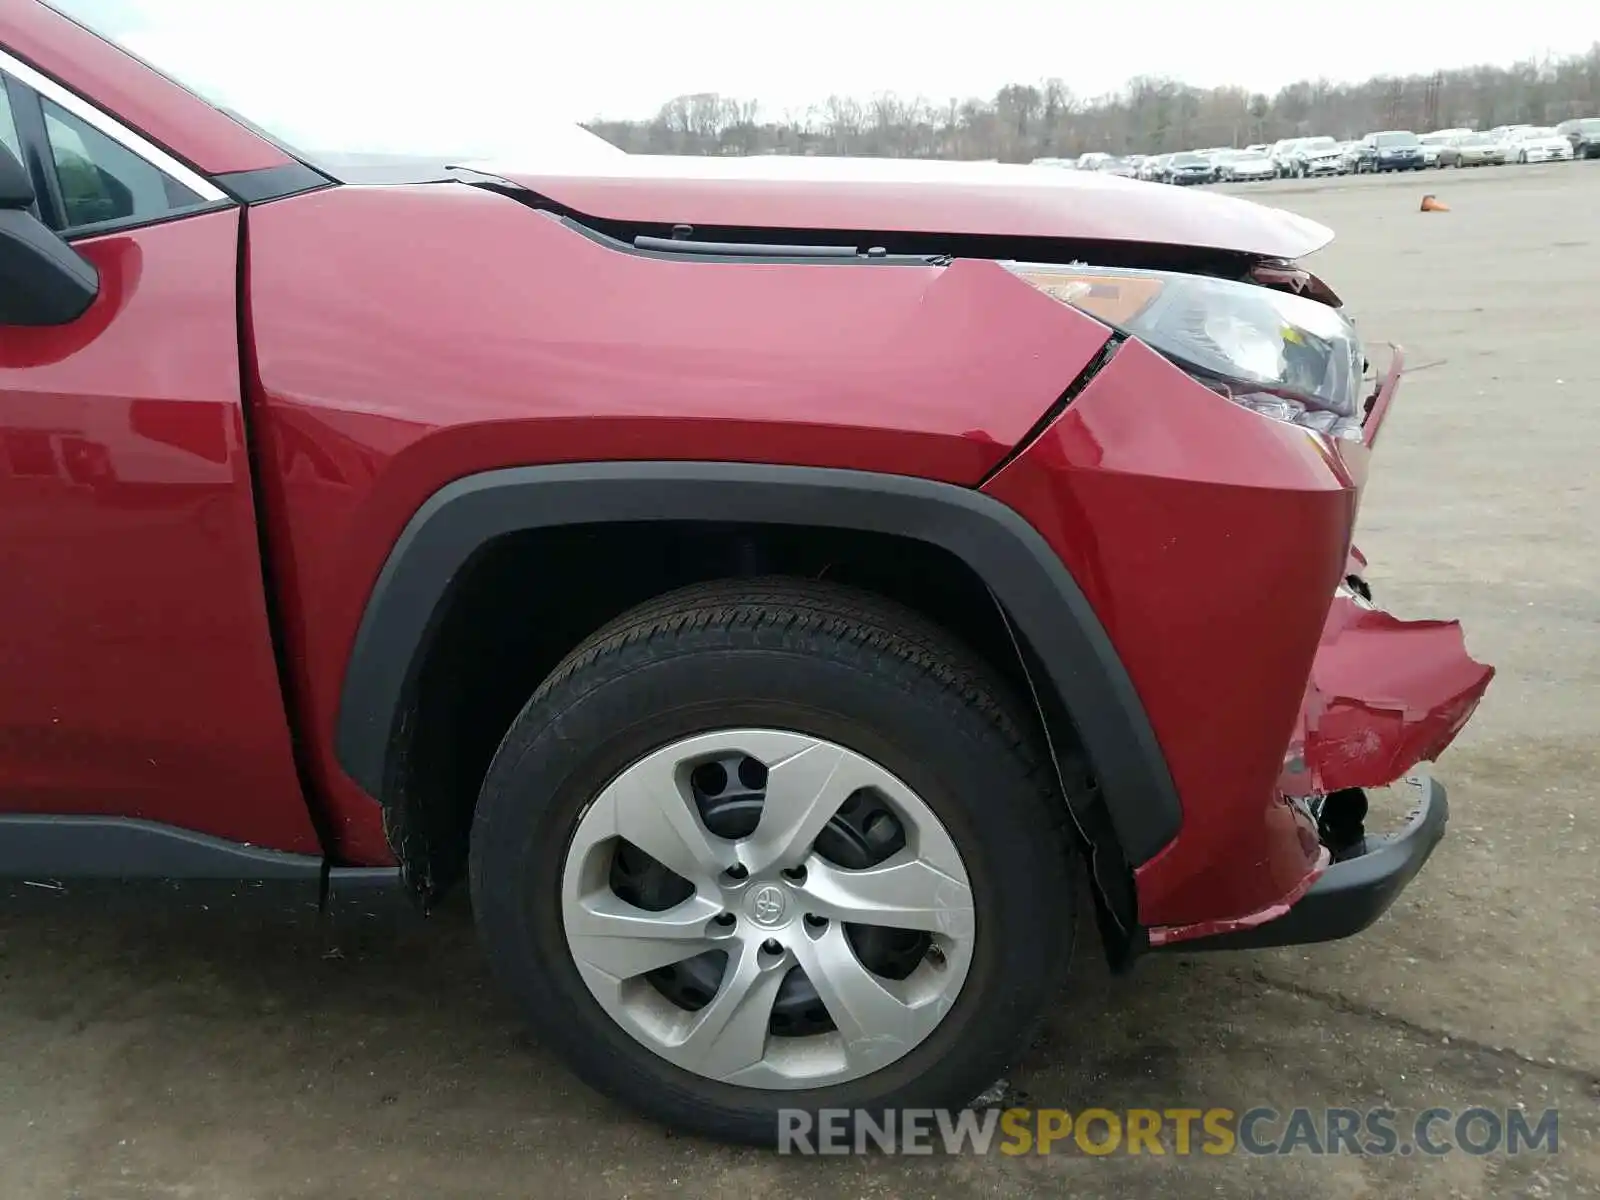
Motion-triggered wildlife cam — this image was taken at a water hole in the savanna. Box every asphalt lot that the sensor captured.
[3,163,1597,1199]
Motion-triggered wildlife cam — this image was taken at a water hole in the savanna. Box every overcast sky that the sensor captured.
[54,0,1599,132]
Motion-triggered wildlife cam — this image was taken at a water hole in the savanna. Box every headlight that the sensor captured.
[1003,262,1367,440]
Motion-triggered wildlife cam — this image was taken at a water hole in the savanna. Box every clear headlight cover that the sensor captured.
[1003,262,1367,439]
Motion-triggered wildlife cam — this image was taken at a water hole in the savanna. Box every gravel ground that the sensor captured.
[3,162,1597,1199]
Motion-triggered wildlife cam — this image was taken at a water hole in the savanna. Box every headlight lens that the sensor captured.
[1003,262,1367,440]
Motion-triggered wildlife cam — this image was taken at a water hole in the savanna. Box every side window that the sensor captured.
[40,96,203,231]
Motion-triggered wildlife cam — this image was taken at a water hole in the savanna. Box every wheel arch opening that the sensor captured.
[378,517,1138,955]
[338,465,1176,959]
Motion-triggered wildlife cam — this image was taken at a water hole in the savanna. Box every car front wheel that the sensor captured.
[470,578,1077,1143]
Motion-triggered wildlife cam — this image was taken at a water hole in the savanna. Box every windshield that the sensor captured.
[1234,151,1269,162]
[1580,119,1600,134]
[1460,134,1492,146]
[1517,127,1556,139]
[1375,132,1420,147]
[46,0,626,168]
[1302,137,1336,150]
[1172,153,1206,165]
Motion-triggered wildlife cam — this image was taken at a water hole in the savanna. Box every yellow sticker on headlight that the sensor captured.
[1015,271,1166,326]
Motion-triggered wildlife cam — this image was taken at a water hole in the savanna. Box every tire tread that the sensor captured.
[525,577,1065,837]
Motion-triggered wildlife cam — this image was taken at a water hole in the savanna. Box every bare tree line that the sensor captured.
[586,46,1600,159]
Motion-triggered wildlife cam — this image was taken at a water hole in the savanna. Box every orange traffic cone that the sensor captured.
[1420,194,1450,212]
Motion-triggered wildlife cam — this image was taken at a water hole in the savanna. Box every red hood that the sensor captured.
[471,155,1334,260]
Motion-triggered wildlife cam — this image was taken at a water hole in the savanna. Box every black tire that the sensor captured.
[470,577,1078,1144]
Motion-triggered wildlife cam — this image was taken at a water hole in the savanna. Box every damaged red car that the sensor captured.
[0,0,1491,1144]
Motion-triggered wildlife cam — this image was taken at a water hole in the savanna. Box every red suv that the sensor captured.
[0,0,1492,1144]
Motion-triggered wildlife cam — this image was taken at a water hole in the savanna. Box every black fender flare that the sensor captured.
[334,462,1183,867]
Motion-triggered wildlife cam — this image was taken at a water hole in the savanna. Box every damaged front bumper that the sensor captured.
[1157,771,1448,950]
[1152,580,1494,952]
[1278,590,1494,798]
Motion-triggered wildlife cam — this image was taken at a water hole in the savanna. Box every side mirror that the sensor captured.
[0,143,100,326]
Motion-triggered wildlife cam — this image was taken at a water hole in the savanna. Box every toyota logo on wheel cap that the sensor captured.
[746,884,789,928]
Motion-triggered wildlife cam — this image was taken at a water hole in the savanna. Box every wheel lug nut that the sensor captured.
[725,865,748,881]
[713,913,736,927]
[761,939,783,956]
[804,913,827,929]
[781,865,807,883]
[926,944,947,968]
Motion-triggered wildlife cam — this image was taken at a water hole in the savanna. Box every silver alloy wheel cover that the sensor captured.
[560,729,976,1089]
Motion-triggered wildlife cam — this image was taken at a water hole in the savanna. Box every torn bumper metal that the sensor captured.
[1279,594,1496,798]
[1156,772,1448,950]
[1152,585,1493,952]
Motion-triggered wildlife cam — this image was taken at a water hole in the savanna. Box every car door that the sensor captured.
[0,54,320,855]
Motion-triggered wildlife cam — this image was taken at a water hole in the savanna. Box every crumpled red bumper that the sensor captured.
[1279,596,1495,796]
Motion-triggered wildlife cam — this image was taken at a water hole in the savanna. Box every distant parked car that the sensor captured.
[1163,151,1215,184]
[1284,136,1346,177]
[1438,131,1505,168]
[1268,138,1305,176]
[1029,156,1078,169]
[1139,153,1172,181]
[1481,126,1531,158]
[1076,151,1113,171]
[1419,129,1471,167]
[1554,117,1600,159]
[1214,149,1277,181]
[1353,130,1426,172]
[1099,155,1141,178]
[1505,127,1574,163]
